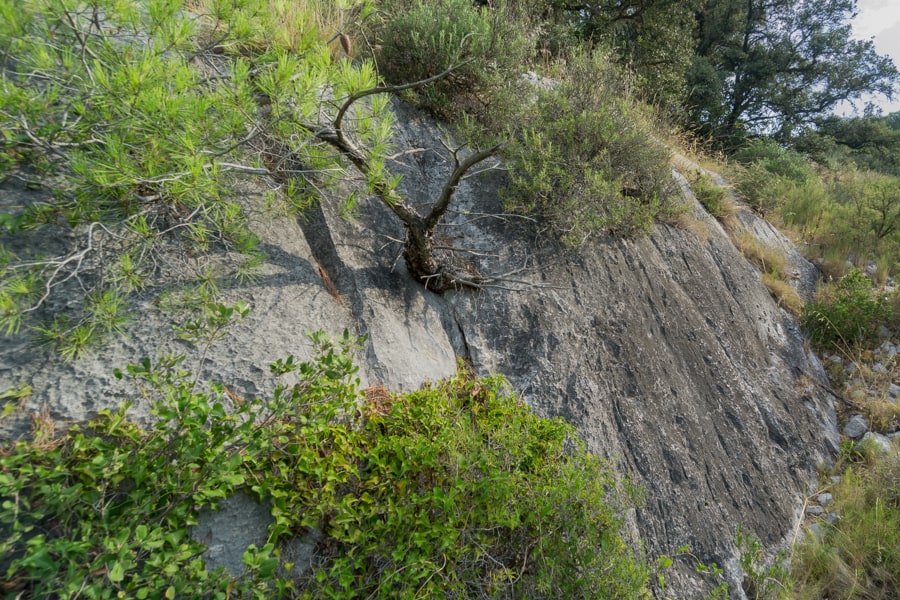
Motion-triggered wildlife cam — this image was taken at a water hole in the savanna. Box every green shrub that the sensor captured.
[730,139,817,216]
[833,171,900,272]
[779,179,830,234]
[732,138,815,182]
[504,50,677,242]
[759,168,900,281]
[887,287,900,333]
[1,329,650,599]
[261,357,650,598]
[691,172,731,219]
[376,0,532,120]
[801,269,889,351]
[736,525,791,600]
[727,145,900,279]
[732,163,787,216]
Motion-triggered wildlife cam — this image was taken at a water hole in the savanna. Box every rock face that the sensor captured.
[0,102,837,598]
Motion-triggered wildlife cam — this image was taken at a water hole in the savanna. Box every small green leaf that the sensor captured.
[134,524,148,541]
[108,561,125,583]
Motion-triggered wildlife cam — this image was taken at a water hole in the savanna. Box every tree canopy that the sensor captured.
[687,0,898,141]
[796,112,900,174]
[543,0,701,108]
[536,0,898,142]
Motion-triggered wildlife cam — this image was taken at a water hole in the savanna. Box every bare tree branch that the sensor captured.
[385,148,427,161]
[424,143,503,231]
[10,205,205,316]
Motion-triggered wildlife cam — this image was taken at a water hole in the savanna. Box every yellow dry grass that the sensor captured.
[762,272,804,316]
[734,232,788,277]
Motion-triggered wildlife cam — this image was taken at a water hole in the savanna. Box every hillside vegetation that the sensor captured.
[1,0,899,599]
[2,327,651,598]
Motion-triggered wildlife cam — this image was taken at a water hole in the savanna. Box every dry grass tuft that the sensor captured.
[819,254,851,282]
[762,272,804,316]
[30,405,61,449]
[734,233,789,277]
[662,210,711,241]
[867,400,900,433]
[716,202,742,234]
[732,231,805,314]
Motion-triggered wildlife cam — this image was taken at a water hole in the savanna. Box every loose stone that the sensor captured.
[861,432,893,454]
[842,415,868,439]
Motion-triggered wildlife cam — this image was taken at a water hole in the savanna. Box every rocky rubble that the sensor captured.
[820,338,900,442]
[798,333,899,554]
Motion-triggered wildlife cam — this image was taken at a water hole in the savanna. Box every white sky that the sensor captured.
[849,0,900,114]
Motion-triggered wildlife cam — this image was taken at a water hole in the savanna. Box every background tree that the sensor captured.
[505,0,700,110]
[687,0,898,143]
[501,0,896,141]
[558,0,700,109]
[795,112,900,174]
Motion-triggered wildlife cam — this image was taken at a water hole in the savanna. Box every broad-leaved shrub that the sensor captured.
[732,139,815,182]
[1,329,650,599]
[731,139,816,216]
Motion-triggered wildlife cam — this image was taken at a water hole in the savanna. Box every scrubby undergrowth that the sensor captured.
[789,444,900,600]
[0,326,650,599]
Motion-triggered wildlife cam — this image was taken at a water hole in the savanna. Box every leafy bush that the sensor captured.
[740,166,900,280]
[691,172,732,219]
[504,50,678,242]
[887,287,900,333]
[779,179,831,234]
[725,140,899,279]
[832,171,900,268]
[731,139,816,216]
[801,269,889,351]
[1,328,650,599]
[736,525,791,600]
[0,304,269,599]
[732,163,788,216]
[732,138,815,182]
[259,355,650,598]
[375,0,532,120]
